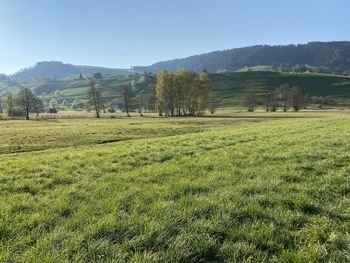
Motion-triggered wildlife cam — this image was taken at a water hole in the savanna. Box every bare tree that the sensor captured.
[3,92,16,116]
[278,83,290,112]
[271,91,277,112]
[123,86,133,117]
[135,95,146,116]
[264,93,270,112]
[146,92,157,113]
[247,92,256,112]
[291,86,303,111]
[17,87,36,120]
[33,97,44,117]
[87,80,101,118]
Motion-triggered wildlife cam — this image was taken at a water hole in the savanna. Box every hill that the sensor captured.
[134,41,350,73]
[210,71,350,106]
[11,61,135,80]
[1,71,350,110]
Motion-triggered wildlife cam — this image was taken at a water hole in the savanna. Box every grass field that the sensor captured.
[1,112,350,262]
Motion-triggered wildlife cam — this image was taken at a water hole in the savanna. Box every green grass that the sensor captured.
[0,117,258,154]
[1,114,350,262]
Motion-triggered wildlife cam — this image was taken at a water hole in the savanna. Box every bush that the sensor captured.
[94,72,102,79]
[9,108,25,116]
[108,108,116,113]
[48,108,58,113]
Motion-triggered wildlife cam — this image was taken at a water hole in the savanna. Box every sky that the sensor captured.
[0,0,349,74]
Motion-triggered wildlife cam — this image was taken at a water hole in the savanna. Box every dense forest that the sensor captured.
[134,41,350,73]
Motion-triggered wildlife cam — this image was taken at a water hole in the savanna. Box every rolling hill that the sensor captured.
[5,42,350,82]
[1,71,350,110]
[11,61,135,80]
[134,41,350,73]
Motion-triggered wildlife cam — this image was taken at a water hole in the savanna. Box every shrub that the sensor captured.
[48,108,58,113]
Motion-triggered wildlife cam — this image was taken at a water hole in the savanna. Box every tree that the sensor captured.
[246,92,256,112]
[123,86,133,117]
[33,97,44,117]
[176,69,196,115]
[94,72,102,79]
[291,86,303,111]
[17,87,36,120]
[156,70,170,116]
[270,91,278,112]
[79,73,84,80]
[195,72,211,115]
[278,83,290,112]
[135,95,146,116]
[264,93,271,112]
[2,92,16,116]
[49,99,58,111]
[162,72,176,116]
[187,72,211,116]
[87,80,102,118]
[71,97,84,110]
[146,91,157,113]
[157,70,175,116]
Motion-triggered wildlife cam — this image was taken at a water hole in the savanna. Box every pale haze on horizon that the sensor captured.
[0,0,349,74]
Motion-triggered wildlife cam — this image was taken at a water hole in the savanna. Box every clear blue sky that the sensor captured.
[0,0,349,74]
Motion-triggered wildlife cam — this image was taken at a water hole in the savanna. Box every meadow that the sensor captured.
[1,112,350,262]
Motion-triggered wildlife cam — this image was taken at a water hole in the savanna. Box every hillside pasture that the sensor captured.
[1,72,350,111]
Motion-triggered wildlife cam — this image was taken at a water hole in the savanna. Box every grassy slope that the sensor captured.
[1,115,350,262]
[1,72,350,108]
[211,71,350,106]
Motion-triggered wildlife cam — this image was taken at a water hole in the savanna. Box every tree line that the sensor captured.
[1,87,45,120]
[86,78,158,118]
[0,75,310,120]
[86,69,215,118]
[247,84,304,112]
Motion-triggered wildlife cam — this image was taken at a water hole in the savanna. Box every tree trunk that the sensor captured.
[126,104,130,117]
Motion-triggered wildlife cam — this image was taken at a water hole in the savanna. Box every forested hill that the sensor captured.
[12,61,134,80]
[134,41,350,73]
